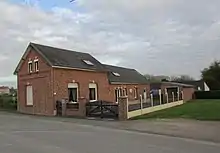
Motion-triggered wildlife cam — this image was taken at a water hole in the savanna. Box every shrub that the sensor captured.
[0,94,17,110]
[195,90,220,99]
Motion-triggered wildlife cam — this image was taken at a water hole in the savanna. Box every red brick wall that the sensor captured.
[17,48,54,116]
[17,47,150,116]
[160,83,195,102]
[53,68,112,103]
[183,87,195,102]
[53,68,150,103]
[109,84,150,102]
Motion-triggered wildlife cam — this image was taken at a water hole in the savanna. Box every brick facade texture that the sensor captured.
[17,48,150,116]
[17,49,54,116]
[183,87,195,102]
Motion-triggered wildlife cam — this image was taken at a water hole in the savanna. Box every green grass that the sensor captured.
[134,100,220,121]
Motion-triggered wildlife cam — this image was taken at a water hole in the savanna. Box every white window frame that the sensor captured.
[28,60,33,73]
[34,59,39,72]
[26,85,33,106]
[89,83,97,102]
[123,88,127,96]
[68,83,79,103]
[83,60,94,66]
[115,88,120,103]
[134,87,138,99]
[112,72,120,77]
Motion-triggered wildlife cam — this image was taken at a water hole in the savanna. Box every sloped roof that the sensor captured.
[104,64,148,84]
[32,43,106,71]
[171,80,207,90]
[150,82,194,90]
[14,43,149,84]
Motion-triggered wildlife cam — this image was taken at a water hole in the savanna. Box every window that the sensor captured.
[112,72,120,77]
[115,87,127,102]
[122,88,127,96]
[28,61,33,73]
[34,59,39,72]
[115,88,119,102]
[134,87,138,99]
[89,83,97,101]
[83,60,94,66]
[26,85,33,106]
[68,83,78,103]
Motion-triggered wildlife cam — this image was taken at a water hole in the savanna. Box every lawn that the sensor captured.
[134,100,220,121]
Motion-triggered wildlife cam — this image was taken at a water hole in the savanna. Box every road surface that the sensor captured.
[0,112,219,153]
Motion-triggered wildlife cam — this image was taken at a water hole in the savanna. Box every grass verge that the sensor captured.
[133,99,220,121]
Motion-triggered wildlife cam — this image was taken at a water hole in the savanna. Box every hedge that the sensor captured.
[0,94,17,110]
[195,90,220,99]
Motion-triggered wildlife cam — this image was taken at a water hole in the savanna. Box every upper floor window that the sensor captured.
[34,59,39,72]
[28,61,33,73]
[83,60,94,66]
[112,72,120,77]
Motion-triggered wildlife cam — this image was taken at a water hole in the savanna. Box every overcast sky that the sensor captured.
[1,0,220,87]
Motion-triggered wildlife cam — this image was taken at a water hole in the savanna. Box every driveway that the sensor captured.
[0,112,220,153]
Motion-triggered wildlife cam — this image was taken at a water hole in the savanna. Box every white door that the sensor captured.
[26,85,33,106]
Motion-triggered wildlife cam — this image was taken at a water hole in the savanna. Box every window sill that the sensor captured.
[89,100,97,102]
[25,105,33,107]
[68,101,78,104]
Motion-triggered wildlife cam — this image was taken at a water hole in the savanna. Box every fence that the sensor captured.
[195,90,220,99]
[125,90,184,119]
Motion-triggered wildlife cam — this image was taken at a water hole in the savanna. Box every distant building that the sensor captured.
[170,80,210,91]
[0,86,10,94]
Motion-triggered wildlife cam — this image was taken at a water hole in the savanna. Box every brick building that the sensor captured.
[14,43,149,116]
[0,86,10,94]
[150,82,195,102]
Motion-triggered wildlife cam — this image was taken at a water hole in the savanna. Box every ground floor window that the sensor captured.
[115,87,127,102]
[68,83,78,103]
[134,87,138,99]
[26,85,33,106]
[89,83,97,102]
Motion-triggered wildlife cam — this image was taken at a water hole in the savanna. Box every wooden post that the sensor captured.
[177,91,179,101]
[159,89,162,105]
[140,95,143,114]
[166,93,169,103]
[100,100,103,119]
[182,91,184,102]
[172,92,175,102]
[150,94,153,106]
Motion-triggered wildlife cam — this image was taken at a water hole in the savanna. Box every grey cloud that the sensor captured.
[1,0,220,87]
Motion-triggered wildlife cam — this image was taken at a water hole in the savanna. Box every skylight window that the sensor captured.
[112,72,120,77]
[83,60,94,66]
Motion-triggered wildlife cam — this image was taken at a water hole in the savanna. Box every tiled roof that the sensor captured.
[104,64,148,84]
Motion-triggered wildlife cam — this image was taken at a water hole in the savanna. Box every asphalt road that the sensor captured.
[0,112,220,153]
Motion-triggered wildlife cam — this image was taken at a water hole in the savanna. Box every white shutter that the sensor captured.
[26,86,33,105]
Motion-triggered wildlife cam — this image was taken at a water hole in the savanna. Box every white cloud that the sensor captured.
[1,0,220,87]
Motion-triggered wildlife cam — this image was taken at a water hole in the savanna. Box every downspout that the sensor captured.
[52,68,55,115]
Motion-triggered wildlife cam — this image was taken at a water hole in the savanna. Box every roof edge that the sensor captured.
[110,82,148,85]
[13,42,53,75]
[52,66,107,73]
